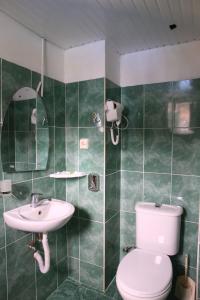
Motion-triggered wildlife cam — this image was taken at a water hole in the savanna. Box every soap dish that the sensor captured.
[49,171,87,178]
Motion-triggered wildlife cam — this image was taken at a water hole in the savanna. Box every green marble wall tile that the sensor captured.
[33,176,54,199]
[173,128,200,175]
[106,79,121,102]
[121,171,143,212]
[144,173,171,204]
[79,175,104,222]
[55,179,66,200]
[36,231,57,299]
[105,254,119,290]
[0,196,5,248]
[67,217,79,258]
[120,212,135,257]
[105,213,120,266]
[5,181,32,244]
[36,262,57,300]
[57,257,68,286]
[66,82,78,127]
[177,221,198,268]
[4,168,33,183]
[66,179,79,216]
[2,59,31,119]
[54,80,65,127]
[144,129,172,173]
[66,128,78,171]
[80,219,103,266]
[55,127,65,171]
[80,261,103,291]
[68,256,79,282]
[173,79,200,128]
[105,172,120,221]
[79,78,104,127]
[0,248,7,300]
[57,226,67,261]
[145,82,172,128]
[121,129,143,171]
[106,128,121,174]
[7,235,35,300]
[79,128,104,174]
[171,175,200,222]
[121,85,144,128]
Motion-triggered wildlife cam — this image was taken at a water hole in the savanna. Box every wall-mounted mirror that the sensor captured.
[1,87,49,172]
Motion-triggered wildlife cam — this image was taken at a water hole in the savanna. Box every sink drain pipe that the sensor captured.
[34,233,50,273]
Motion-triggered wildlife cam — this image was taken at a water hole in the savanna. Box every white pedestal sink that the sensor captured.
[3,199,75,274]
[3,198,75,233]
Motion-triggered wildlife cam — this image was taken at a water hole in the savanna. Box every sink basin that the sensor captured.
[3,199,75,233]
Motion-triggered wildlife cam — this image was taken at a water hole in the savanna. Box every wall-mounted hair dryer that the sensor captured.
[105,100,124,145]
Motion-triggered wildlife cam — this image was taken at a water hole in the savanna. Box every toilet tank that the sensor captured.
[135,202,183,255]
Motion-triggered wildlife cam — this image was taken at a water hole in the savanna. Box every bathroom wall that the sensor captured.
[64,78,105,290]
[120,79,200,286]
[105,79,121,289]
[0,58,67,300]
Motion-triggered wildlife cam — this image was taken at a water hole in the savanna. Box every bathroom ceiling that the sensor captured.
[0,0,200,55]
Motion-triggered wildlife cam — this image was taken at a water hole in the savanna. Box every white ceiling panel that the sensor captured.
[0,0,200,54]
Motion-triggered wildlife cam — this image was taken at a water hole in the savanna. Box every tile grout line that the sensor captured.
[31,70,37,300]
[170,82,174,205]
[53,80,59,288]
[1,61,9,300]
[105,211,120,224]
[78,81,81,283]
[3,196,9,300]
[142,85,145,201]
[65,83,70,280]
[103,77,106,292]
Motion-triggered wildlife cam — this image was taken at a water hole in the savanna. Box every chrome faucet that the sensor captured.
[31,193,43,208]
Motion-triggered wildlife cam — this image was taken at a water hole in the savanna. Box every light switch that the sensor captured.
[80,138,89,149]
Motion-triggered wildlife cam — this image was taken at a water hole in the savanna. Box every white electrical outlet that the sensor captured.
[80,138,89,149]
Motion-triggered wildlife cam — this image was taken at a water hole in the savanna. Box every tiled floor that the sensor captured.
[47,278,179,300]
[47,278,122,300]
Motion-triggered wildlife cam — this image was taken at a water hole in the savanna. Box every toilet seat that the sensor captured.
[116,249,172,298]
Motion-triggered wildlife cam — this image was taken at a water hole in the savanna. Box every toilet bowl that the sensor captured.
[116,249,173,300]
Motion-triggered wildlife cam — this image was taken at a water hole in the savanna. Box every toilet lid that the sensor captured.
[116,249,172,298]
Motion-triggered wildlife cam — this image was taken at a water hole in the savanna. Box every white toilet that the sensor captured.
[116,202,183,300]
